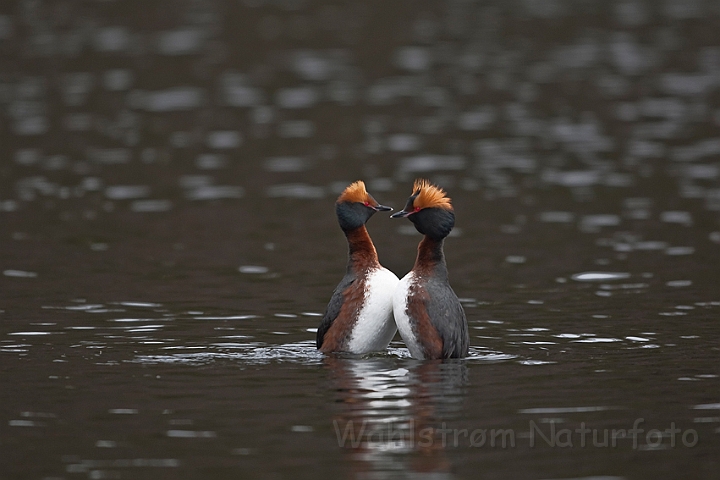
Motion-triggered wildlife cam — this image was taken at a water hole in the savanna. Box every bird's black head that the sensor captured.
[405,207,455,240]
[336,181,392,231]
[391,179,455,240]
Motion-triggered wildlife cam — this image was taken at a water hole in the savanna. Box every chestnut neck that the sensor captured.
[414,235,448,278]
[345,225,380,271]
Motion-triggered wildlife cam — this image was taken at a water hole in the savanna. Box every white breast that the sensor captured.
[392,272,426,359]
[346,267,399,354]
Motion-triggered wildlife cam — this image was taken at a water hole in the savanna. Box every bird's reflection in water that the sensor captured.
[325,356,468,479]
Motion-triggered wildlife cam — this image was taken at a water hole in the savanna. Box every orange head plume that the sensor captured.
[390,179,455,239]
[335,180,392,230]
[409,179,453,211]
[336,180,390,211]
[336,180,371,204]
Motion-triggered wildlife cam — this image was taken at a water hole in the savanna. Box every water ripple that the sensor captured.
[135,341,323,365]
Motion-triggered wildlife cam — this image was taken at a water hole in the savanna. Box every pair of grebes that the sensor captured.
[316,179,469,360]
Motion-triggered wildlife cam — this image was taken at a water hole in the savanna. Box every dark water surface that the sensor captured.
[2,1,720,479]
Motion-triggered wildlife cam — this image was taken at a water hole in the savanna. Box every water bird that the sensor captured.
[390,179,469,359]
[317,181,400,354]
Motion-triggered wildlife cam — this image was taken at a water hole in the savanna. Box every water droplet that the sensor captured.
[291,425,314,432]
[131,200,172,212]
[239,265,269,274]
[539,211,575,223]
[109,409,138,414]
[572,272,631,282]
[665,246,695,255]
[3,269,38,278]
[166,430,217,438]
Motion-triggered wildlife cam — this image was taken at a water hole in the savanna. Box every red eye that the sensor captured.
[414,206,421,212]
[364,201,370,207]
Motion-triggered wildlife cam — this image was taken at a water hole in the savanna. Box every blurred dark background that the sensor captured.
[2,0,720,301]
[2,0,720,212]
[2,2,720,480]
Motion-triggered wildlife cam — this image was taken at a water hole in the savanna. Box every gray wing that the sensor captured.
[426,281,469,358]
[316,271,356,349]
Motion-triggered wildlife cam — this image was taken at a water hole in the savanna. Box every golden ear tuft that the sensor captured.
[337,180,369,204]
[411,179,453,211]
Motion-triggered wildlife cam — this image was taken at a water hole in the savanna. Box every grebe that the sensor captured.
[317,181,400,354]
[390,179,469,359]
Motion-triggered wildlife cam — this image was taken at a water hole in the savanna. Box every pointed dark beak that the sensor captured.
[374,204,393,212]
[390,209,412,218]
